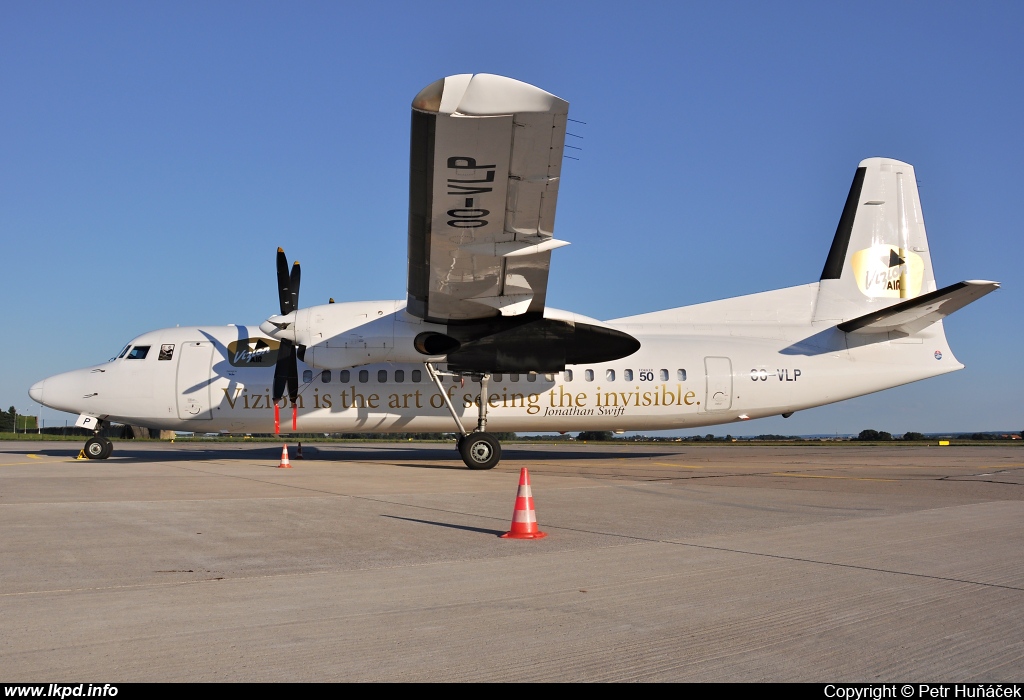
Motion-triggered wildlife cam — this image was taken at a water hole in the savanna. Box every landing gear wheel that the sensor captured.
[84,436,111,460]
[458,432,501,470]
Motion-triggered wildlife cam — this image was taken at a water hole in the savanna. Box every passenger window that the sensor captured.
[510,373,520,382]
[544,373,554,382]
[322,370,331,383]
[411,369,421,383]
[527,372,537,382]
[493,373,502,382]
[340,370,350,383]
[358,370,368,383]
[660,369,669,381]
[395,369,405,383]
[158,344,174,361]
[378,370,388,383]
[126,346,150,360]
[585,369,594,382]
[606,369,615,381]
[624,369,633,381]
[564,369,573,382]
[677,369,687,381]
[303,369,313,383]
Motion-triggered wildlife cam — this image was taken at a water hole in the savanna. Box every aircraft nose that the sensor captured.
[29,380,44,404]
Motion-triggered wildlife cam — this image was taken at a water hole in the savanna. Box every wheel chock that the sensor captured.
[76,450,87,460]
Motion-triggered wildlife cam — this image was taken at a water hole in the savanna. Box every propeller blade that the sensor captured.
[287,367,299,406]
[276,248,293,315]
[272,339,297,403]
[272,247,302,432]
[289,260,301,312]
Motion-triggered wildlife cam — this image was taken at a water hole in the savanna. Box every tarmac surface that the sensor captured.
[0,439,1022,682]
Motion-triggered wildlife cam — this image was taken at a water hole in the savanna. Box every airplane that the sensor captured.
[28,73,998,470]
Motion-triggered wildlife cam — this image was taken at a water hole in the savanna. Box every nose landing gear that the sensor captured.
[82,423,113,460]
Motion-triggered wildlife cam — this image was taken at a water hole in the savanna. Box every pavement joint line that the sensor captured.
[769,473,898,482]
[0,540,650,599]
[0,495,343,508]
[523,519,1024,593]
[653,538,1024,593]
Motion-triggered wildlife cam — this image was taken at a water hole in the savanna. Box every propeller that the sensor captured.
[272,247,301,433]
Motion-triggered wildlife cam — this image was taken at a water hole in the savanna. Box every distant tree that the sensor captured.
[902,432,925,441]
[578,431,614,441]
[857,429,880,441]
[0,406,14,432]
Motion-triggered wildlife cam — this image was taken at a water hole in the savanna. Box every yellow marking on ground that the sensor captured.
[27,454,41,459]
[771,472,896,482]
[0,458,66,467]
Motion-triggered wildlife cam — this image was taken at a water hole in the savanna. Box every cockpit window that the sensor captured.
[126,346,150,360]
[158,344,174,361]
[117,345,131,359]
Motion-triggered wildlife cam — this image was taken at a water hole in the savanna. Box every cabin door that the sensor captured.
[704,357,733,412]
[176,341,214,420]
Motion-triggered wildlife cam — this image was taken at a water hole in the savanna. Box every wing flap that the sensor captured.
[837,280,999,335]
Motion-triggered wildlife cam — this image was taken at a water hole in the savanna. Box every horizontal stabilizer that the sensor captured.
[838,280,999,335]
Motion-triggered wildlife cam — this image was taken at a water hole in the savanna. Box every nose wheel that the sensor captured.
[84,436,113,460]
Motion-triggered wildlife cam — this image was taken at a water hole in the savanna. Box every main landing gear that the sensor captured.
[425,363,501,470]
[83,421,113,460]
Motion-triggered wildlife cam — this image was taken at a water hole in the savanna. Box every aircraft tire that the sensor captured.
[458,432,501,470]
[84,437,110,460]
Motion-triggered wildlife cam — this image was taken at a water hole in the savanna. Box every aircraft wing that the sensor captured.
[406,74,569,323]
[837,280,999,335]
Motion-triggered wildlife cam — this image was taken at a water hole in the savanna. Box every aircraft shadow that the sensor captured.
[13,444,679,465]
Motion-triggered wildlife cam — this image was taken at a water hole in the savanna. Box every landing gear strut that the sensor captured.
[83,425,112,460]
[425,363,500,470]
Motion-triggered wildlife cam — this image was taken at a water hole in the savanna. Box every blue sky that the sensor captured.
[2,2,1021,435]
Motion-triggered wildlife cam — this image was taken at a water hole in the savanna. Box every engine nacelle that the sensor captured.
[294,301,448,370]
[283,301,639,374]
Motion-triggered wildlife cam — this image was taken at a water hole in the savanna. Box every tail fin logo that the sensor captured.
[851,245,924,298]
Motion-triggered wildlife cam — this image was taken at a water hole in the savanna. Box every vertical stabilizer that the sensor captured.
[813,158,937,322]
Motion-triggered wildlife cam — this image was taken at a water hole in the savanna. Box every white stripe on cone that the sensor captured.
[513,509,537,523]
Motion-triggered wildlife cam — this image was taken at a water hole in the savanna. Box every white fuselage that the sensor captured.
[31,284,962,434]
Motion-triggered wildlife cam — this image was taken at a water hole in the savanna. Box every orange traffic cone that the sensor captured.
[278,444,292,469]
[501,468,547,539]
